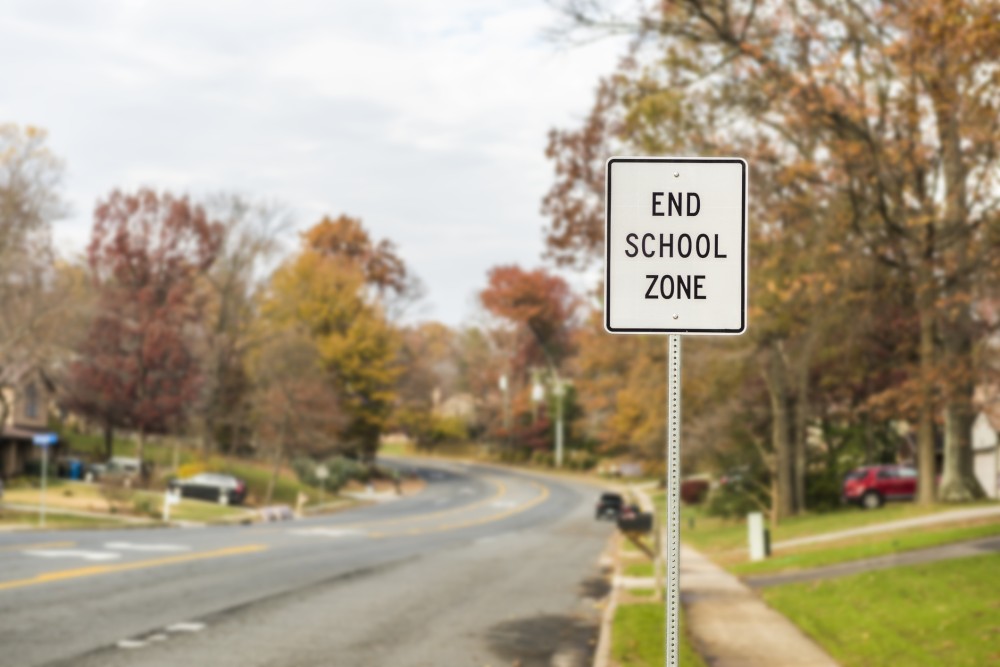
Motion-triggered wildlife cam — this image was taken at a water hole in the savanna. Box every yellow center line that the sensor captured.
[0,543,268,593]
[0,541,76,552]
[370,480,551,538]
[335,478,508,530]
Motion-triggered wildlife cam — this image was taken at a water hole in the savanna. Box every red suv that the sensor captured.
[842,465,918,509]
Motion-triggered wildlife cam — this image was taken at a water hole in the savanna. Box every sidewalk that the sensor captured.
[624,485,839,667]
[772,504,1000,550]
[681,544,839,667]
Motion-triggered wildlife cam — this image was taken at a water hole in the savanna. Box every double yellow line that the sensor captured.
[346,478,507,531]
[370,480,550,538]
[0,544,268,593]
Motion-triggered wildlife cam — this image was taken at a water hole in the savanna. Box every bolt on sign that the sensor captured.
[604,157,747,334]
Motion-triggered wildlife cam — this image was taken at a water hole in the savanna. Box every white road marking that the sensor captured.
[166,622,206,633]
[24,549,121,562]
[117,640,147,649]
[459,487,476,495]
[146,633,168,642]
[104,542,191,552]
[491,500,518,508]
[289,528,360,537]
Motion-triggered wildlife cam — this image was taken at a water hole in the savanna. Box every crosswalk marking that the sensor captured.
[166,621,206,633]
[104,542,191,552]
[24,549,121,562]
[289,527,360,537]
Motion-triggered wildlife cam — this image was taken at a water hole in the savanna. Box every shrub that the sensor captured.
[705,482,761,519]
[566,450,598,471]
[99,476,133,514]
[531,450,555,467]
[132,495,158,518]
[805,470,843,512]
[291,456,367,493]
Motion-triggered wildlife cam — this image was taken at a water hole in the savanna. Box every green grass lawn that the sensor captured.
[612,603,706,667]
[4,481,252,524]
[624,561,656,578]
[731,520,1000,576]
[763,554,1000,667]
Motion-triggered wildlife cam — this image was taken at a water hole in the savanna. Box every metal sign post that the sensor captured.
[665,334,682,664]
[605,157,747,667]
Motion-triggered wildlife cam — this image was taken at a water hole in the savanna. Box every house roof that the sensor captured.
[1,425,55,443]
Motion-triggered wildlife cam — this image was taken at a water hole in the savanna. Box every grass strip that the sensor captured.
[612,603,706,667]
[731,520,1000,576]
[762,553,1000,667]
[624,562,655,578]
[679,502,998,557]
[0,508,133,530]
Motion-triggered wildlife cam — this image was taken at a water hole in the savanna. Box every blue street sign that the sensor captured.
[32,433,58,447]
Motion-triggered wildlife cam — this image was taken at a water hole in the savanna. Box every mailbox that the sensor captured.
[617,511,654,534]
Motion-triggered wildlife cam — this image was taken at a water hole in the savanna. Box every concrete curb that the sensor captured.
[592,534,621,667]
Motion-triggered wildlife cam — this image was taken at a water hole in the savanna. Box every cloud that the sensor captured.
[0,0,627,325]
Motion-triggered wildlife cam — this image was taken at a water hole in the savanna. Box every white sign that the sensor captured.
[315,465,329,481]
[605,157,748,334]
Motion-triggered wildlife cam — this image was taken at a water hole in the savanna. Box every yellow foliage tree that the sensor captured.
[259,248,399,462]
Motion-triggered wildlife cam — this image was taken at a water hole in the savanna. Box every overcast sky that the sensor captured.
[0,0,627,325]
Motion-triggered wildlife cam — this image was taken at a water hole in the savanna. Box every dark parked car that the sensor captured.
[842,465,918,509]
[169,473,247,505]
[595,492,625,520]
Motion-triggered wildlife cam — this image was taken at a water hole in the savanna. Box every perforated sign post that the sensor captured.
[605,157,748,667]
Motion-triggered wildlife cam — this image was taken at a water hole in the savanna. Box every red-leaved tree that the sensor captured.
[66,189,222,475]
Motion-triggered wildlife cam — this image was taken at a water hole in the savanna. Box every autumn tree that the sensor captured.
[303,214,424,319]
[67,189,222,474]
[249,326,343,504]
[391,322,466,449]
[0,125,69,427]
[194,195,289,455]
[480,265,578,372]
[260,240,399,463]
[479,266,580,454]
[548,0,1000,508]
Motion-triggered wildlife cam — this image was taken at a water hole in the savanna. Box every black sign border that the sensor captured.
[605,157,747,335]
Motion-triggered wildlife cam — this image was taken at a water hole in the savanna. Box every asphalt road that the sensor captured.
[0,460,615,667]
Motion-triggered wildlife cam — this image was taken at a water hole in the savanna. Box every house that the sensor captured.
[0,365,59,481]
[972,407,1000,499]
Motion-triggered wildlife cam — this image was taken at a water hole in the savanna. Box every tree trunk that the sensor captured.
[264,419,288,506]
[765,344,793,521]
[928,55,984,503]
[103,421,114,461]
[939,401,985,501]
[792,333,817,514]
[938,315,985,502]
[916,307,937,504]
[264,442,284,506]
[136,429,147,487]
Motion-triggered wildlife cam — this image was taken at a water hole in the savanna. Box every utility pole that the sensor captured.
[554,378,565,468]
[498,374,510,447]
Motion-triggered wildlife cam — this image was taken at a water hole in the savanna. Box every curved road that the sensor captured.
[0,460,615,667]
